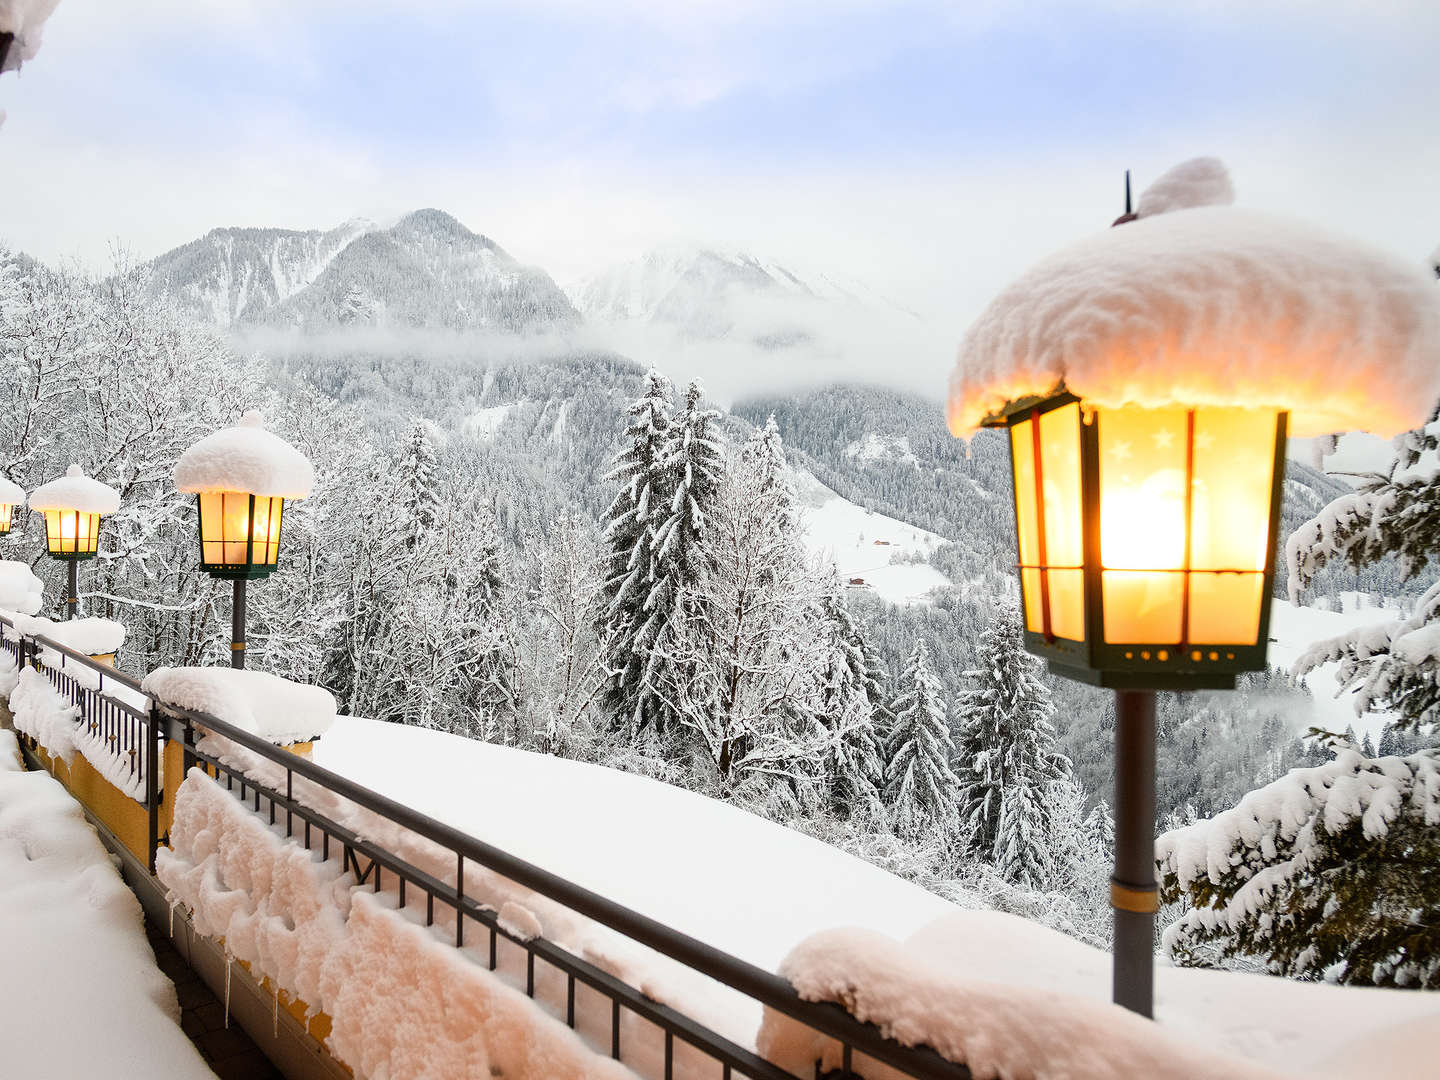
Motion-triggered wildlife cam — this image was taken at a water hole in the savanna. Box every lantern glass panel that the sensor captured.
[0,503,12,533]
[1011,401,1085,641]
[199,492,285,573]
[43,509,101,556]
[1099,405,1281,647]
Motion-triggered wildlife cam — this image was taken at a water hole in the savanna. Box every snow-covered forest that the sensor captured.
[1,219,1437,977]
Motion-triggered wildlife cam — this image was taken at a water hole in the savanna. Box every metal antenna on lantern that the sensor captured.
[1112,169,1138,228]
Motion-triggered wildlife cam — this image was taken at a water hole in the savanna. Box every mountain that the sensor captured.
[146,210,578,335]
[570,244,918,345]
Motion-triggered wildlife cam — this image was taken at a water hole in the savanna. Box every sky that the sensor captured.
[2,0,1438,394]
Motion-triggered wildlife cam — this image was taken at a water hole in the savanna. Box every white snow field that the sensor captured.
[795,470,951,606]
[463,401,518,441]
[304,718,1438,1079]
[0,729,215,1080]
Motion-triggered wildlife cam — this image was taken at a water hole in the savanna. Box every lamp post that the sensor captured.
[982,393,1287,1016]
[0,476,23,539]
[174,411,314,669]
[948,157,1440,1018]
[27,465,121,620]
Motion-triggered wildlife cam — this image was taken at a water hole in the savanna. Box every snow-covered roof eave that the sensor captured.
[949,190,1440,439]
[173,411,315,500]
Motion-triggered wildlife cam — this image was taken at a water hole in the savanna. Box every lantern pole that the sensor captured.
[66,560,78,621]
[231,577,246,669]
[1111,687,1157,1017]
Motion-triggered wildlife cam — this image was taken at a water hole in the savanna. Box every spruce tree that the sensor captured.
[953,605,1070,884]
[598,371,674,734]
[399,419,441,543]
[1290,405,1440,733]
[816,569,888,812]
[643,380,725,722]
[1159,746,1440,988]
[884,639,961,838]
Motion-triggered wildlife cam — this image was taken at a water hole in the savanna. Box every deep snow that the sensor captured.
[0,729,214,1080]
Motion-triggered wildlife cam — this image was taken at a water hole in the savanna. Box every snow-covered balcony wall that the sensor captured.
[0,612,159,862]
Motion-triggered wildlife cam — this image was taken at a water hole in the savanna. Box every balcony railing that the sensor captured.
[1,613,971,1080]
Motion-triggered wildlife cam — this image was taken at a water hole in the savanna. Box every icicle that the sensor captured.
[223,951,233,1029]
[168,896,178,938]
[272,983,279,1038]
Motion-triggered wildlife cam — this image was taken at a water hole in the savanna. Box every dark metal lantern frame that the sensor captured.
[987,390,1289,690]
[42,508,104,561]
[195,492,286,580]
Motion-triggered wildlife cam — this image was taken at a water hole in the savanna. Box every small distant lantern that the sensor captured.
[984,393,1287,689]
[175,411,314,667]
[28,465,122,618]
[0,475,24,535]
[950,158,1440,1022]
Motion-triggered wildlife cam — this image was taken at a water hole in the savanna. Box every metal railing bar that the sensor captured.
[163,700,969,1079]
[188,745,802,1080]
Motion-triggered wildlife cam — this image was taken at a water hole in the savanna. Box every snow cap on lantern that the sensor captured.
[175,411,312,580]
[174,410,314,499]
[29,465,120,559]
[0,474,24,535]
[948,158,1440,439]
[176,411,312,580]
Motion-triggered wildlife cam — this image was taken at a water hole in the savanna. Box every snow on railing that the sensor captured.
[0,609,971,1079]
[151,695,974,1080]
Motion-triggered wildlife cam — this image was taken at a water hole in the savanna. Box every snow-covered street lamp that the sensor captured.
[0,475,24,535]
[174,411,314,669]
[28,465,121,619]
[950,159,1440,1019]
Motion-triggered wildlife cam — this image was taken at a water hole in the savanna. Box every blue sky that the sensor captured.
[3,0,1437,325]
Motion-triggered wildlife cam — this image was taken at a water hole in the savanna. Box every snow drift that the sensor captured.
[142,666,335,744]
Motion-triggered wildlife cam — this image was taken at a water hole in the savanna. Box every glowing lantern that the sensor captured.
[0,475,23,535]
[29,465,120,561]
[28,465,122,619]
[175,412,314,667]
[987,393,1287,689]
[950,158,1440,1021]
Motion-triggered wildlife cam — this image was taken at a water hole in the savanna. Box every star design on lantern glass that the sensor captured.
[1194,431,1215,450]
[1110,440,1132,462]
[1153,428,1175,449]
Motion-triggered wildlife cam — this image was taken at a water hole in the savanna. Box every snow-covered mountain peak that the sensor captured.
[145,210,577,335]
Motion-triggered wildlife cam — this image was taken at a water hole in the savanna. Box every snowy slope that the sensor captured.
[794,469,951,606]
[463,402,519,441]
[1267,595,1401,740]
[146,218,375,327]
[311,716,956,976]
[0,730,215,1080]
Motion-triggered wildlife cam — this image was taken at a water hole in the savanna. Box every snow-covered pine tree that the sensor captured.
[650,424,827,798]
[884,639,961,839]
[1289,405,1440,732]
[643,380,725,727]
[598,371,674,735]
[953,606,1071,885]
[1158,745,1440,988]
[399,419,442,543]
[815,568,888,813]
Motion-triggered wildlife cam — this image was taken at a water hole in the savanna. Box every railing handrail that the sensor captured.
[0,612,149,697]
[3,609,970,1079]
[156,697,970,1079]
